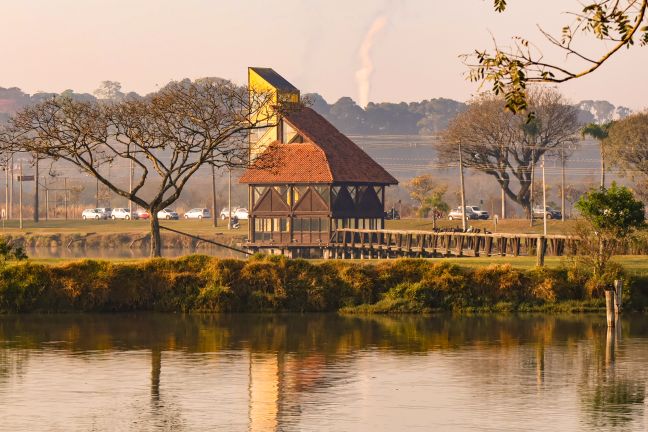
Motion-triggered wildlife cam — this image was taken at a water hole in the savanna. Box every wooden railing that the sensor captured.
[329,229,578,264]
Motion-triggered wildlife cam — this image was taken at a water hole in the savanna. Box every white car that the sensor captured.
[184,208,211,220]
[96,208,112,218]
[157,208,179,220]
[448,207,478,220]
[81,208,106,220]
[220,207,237,219]
[233,208,249,220]
[465,206,490,220]
[111,208,136,220]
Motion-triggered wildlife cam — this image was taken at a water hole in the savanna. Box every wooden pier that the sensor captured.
[328,229,578,265]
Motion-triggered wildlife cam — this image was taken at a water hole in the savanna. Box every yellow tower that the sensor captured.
[248,67,300,159]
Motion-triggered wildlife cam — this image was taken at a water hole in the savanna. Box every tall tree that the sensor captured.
[406,174,445,218]
[467,1,648,113]
[1,79,278,257]
[581,122,612,189]
[606,112,648,186]
[438,87,579,217]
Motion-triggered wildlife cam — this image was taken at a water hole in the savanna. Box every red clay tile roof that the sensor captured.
[240,107,398,185]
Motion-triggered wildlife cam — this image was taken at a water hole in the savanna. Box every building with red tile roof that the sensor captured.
[240,68,398,256]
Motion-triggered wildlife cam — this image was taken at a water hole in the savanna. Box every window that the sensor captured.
[294,186,308,203]
[273,186,289,203]
[281,120,304,144]
[374,186,384,204]
[313,185,330,204]
[347,186,357,202]
[253,186,268,205]
[331,186,341,202]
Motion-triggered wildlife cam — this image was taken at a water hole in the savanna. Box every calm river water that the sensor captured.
[1,314,647,431]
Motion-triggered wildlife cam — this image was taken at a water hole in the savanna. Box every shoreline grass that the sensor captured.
[1,255,646,315]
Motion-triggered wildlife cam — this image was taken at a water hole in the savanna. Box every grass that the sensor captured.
[385,218,580,235]
[0,218,248,236]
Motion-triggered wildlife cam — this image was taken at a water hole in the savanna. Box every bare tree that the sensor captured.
[2,79,278,256]
[438,87,579,217]
[606,112,648,183]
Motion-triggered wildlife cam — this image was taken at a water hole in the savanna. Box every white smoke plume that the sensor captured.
[355,15,388,108]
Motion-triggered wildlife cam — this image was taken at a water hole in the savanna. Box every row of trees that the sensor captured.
[0,79,279,256]
[428,86,648,219]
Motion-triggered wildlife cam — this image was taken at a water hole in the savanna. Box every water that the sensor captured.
[1,314,647,431]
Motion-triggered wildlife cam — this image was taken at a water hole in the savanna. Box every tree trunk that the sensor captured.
[150,211,162,257]
[432,211,437,229]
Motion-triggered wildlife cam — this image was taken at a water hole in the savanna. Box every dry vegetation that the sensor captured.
[1,255,647,314]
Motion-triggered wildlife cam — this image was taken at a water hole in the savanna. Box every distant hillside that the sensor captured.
[307,93,633,135]
[1,84,632,133]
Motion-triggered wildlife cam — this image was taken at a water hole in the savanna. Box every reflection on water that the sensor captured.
[26,246,247,260]
[1,314,647,431]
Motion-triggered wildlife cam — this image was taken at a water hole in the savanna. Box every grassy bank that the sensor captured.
[1,219,246,249]
[1,255,647,314]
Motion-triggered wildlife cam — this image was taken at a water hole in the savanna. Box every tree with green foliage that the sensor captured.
[424,187,450,229]
[406,175,448,223]
[467,1,648,113]
[581,122,612,189]
[575,183,645,291]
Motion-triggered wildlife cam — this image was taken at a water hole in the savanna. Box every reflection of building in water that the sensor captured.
[249,354,279,432]
[247,352,332,432]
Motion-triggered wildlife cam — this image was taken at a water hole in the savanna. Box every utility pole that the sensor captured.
[458,141,467,231]
[64,177,68,220]
[129,159,134,216]
[501,185,506,219]
[211,164,217,228]
[96,177,99,208]
[33,157,39,222]
[228,167,232,230]
[542,154,547,236]
[561,143,566,222]
[529,148,535,227]
[600,142,606,189]
[4,160,8,221]
[19,160,23,229]
[9,156,13,219]
[44,176,49,221]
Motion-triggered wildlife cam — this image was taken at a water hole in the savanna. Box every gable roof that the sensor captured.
[249,67,299,93]
[240,107,398,185]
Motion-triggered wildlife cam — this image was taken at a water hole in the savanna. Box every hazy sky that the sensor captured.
[2,0,646,109]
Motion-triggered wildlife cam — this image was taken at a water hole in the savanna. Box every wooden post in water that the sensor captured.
[614,279,623,320]
[605,289,615,327]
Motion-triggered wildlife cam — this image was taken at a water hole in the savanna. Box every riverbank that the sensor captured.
[1,219,246,249]
[1,255,647,314]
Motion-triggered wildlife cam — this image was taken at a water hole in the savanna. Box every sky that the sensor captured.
[1,0,646,109]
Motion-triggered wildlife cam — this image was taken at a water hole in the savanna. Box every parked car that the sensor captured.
[384,208,400,220]
[533,206,562,219]
[220,207,237,219]
[96,207,113,218]
[448,206,479,220]
[81,208,106,220]
[184,208,211,220]
[465,206,489,220]
[233,207,249,220]
[135,209,150,220]
[157,208,179,220]
[111,208,136,220]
